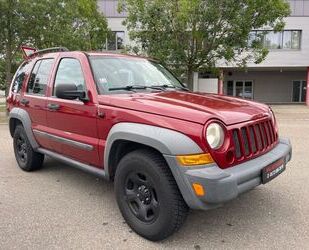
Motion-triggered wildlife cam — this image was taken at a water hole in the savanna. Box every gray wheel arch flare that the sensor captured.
[104,122,203,176]
[8,108,39,149]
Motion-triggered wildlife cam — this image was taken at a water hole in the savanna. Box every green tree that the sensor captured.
[120,0,290,89]
[0,58,5,91]
[0,0,108,94]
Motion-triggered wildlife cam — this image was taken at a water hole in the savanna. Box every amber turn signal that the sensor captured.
[176,153,214,166]
[192,183,205,196]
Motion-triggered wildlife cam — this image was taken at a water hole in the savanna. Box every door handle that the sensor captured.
[20,98,29,106]
[47,103,60,111]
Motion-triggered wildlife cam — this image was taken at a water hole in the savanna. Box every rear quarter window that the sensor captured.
[11,62,30,93]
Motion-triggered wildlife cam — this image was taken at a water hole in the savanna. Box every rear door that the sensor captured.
[45,54,100,167]
[22,58,55,150]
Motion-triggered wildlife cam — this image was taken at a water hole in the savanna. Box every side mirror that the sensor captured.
[55,83,88,102]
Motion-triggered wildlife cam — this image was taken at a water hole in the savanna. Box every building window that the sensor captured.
[292,80,307,102]
[264,31,283,49]
[97,0,127,17]
[224,80,253,100]
[288,0,309,16]
[249,30,301,50]
[104,31,125,50]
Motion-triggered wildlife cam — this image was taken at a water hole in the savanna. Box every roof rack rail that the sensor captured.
[21,46,70,60]
[30,47,69,58]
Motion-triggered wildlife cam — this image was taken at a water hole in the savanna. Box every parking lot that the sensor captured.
[0,105,308,249]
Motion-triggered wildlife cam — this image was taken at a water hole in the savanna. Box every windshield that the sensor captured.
[89,56,185,94]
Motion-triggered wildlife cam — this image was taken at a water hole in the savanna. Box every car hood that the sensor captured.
[98,91,270,125]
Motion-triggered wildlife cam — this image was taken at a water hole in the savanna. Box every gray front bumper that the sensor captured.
[164,138,292,210]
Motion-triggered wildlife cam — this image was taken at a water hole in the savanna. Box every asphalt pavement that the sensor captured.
[0,105,308,249]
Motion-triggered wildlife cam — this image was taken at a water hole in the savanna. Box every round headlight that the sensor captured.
[206,123,225,149]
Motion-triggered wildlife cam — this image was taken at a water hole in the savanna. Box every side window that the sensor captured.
[54,58,86,95]
[11,62,30,93]
[27,59,54,95]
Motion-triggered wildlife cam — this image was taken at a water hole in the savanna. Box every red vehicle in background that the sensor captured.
[7,47,292,241]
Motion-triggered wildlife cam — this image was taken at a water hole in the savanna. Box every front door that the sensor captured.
[292,80,307,102]
[45,56,100,167]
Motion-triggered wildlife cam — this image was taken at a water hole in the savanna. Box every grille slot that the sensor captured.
[267,121,274,143]
[254,124,262,150]
[231,118,277,162]
[264,122,271,146]
[260,124,267,147]
[249,126,257,153]
[233,130,242,159]
[241,127,250,156]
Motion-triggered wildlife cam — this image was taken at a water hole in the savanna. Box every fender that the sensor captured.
[9,108,39,149]
[104,122,203,178]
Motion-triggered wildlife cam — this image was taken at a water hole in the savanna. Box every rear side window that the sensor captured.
[53,58,86,95]
[27,59,54,95]
[11,62,30,93]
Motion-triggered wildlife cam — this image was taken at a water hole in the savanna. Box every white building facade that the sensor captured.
[98,0,309,106]
[97,0,128,51]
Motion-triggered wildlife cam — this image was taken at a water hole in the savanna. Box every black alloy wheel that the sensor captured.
[15,133,28,163]
[124,171,159,223]
[115,149,189,241]
[13,125,44,171]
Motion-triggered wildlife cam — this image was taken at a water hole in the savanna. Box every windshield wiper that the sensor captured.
[150,84,189,91]
[109,84,189,92]
[109,85,169,92]
[109,85,147,91]
[151,84,175,89]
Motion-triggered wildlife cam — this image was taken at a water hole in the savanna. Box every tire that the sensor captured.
[114,149,189,241]
[13,125,44,171]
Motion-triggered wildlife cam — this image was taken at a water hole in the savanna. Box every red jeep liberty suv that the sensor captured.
[7,47,292,241]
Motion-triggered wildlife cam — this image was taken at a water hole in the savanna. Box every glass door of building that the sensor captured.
[225,80,253,100]
[292,80,307,102]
